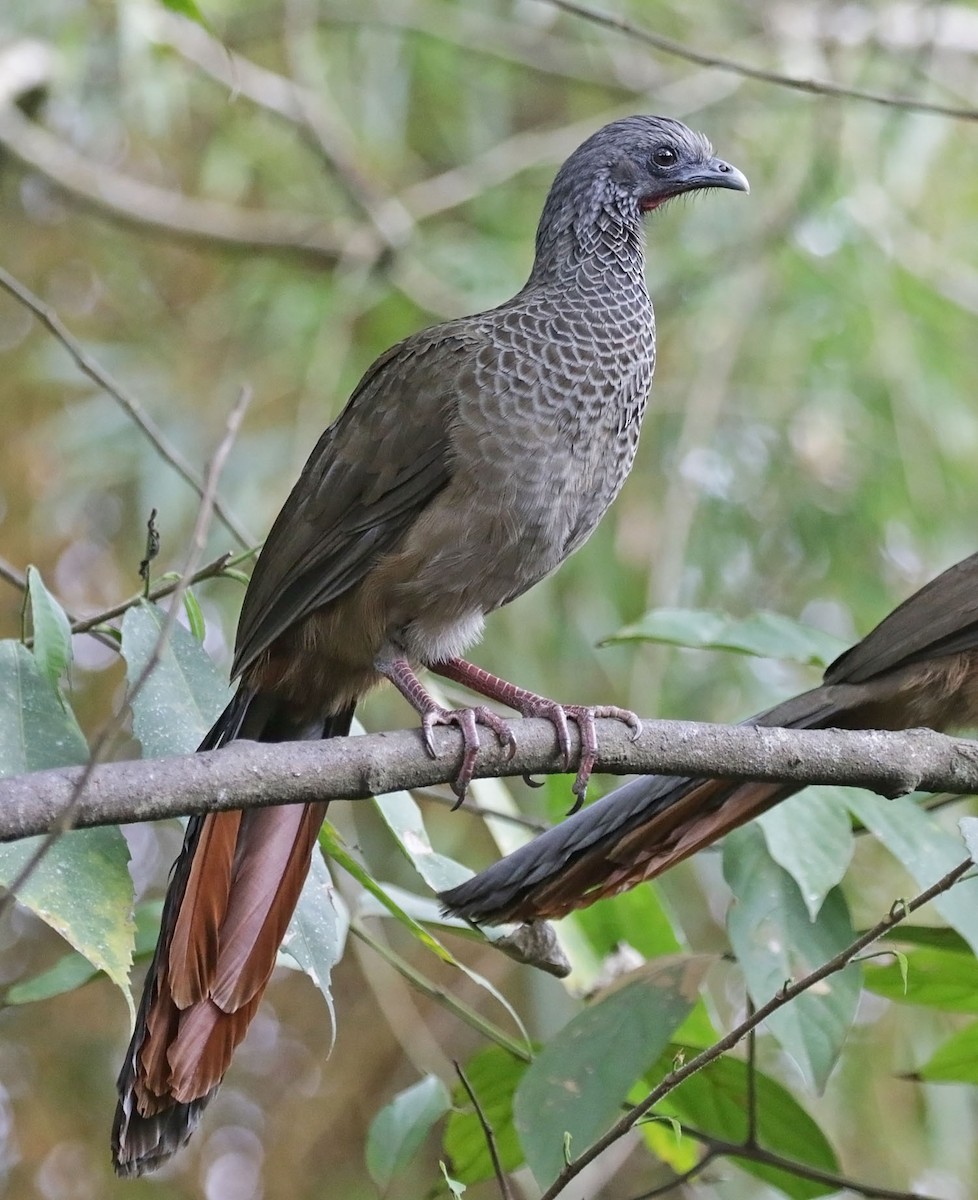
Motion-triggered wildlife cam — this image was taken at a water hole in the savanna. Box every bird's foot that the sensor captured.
[510,699,642,810]
[420,705,517,807]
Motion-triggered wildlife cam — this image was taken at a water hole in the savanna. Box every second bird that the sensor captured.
[112,114,748,1175]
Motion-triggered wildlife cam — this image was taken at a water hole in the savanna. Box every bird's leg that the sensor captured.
[376,657,517,805]
[430,657,642,809]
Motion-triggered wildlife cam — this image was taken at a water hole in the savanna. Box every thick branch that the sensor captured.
[2,720,977,842]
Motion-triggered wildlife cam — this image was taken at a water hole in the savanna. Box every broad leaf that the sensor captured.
[846,792,978,956]
[26,566,73,694]
[514,956,710,1187]
[650,1050,840,1198]
[0,641,135,1017]
[864,947,978,1012]
[373,786,473,893]
[279,850,348,1047]
[605,608,847,667]
[444,1046,528,1184]
[724,826,860,1091]
[121,600,231,756]
[757,787,854,920]
[366,1074,451,1191]
[917,1022,978,1083]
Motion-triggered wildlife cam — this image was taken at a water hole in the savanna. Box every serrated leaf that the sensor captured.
[605,608,847,667]
[847,792,978,956]
[514,956,710,1188]
[0,640,135,1018]
[443,1046,527,1184]
[917,1022,978,1083]
[865,947,978,1012]
[26,566,73,693]
[651,1049,840,1198]
[724,826,860,1091]
[121,600,232,756]
[757,787,854,920]
[366,1074,451,1191]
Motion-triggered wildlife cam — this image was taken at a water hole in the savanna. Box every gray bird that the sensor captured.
[112,114,748,1176]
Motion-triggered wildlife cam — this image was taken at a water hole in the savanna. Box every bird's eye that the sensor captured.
[651,145,678,168]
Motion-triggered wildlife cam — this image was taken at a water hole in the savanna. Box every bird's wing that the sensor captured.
[824,552,978,685]
[231,325,481,678]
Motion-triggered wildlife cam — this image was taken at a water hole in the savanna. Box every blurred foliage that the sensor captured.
[2,0,978,1197]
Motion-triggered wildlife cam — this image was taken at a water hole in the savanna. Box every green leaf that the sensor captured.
[366,1074,451,1191]
[26,566,73,693]
[846,792,978,956]
[605,608,847,667]
[279,849,348,1047]
[724,826,860,1091]
[651,1050,840,1198]
[160,0,211,28]
[757,787,854,920]
[181,588,206,642]
[444,1047,528,1184]
[121,601,232,757]
[0,641,88,774]
[0,827,135,1021]
[372,787,473,893]
[0,640,136,1018]
[959,816,978,865]
[5,951,101,1005]
[439,1162,466,1197]
[865,947,978,1012]
[514,956,710,1188]
[917,1022,978,1083]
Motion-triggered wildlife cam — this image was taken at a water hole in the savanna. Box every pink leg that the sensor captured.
[377,657,517,807]
[431,657,642,809]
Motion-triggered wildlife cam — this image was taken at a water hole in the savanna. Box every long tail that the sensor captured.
[440,772,796,924]
[439,684,843,924]
[112,689,354,1177]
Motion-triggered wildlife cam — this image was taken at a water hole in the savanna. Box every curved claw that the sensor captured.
[419,704,519,808]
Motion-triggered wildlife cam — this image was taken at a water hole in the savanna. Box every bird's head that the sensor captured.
[533,115,748,272]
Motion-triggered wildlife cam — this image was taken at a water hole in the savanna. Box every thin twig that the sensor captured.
[677,1123,941,1200]
[744,995,757,1147]
[543,0,978,122]
[453,1060,514,1200]
[538,858,974,1198]
[630,1151,717,1200]
[0,266,253,549]
[417,787,551,833]
[0,387,250,914]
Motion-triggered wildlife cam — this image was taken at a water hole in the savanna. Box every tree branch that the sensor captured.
[1,719,978,843]
[544,0,978,122]
[540,857,974,1198]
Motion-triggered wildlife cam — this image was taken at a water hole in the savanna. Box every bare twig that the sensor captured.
[538,858,974,1198]
[0,265,253,549]
[630,1152,717,1199]
[453,1060,514,1200]
[543,0,978,122]
[675,1122,941,1200]
[2,721,978,843]
[0,388,250,912]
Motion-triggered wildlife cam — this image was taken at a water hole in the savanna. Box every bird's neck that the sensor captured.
[527,203,647,289]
